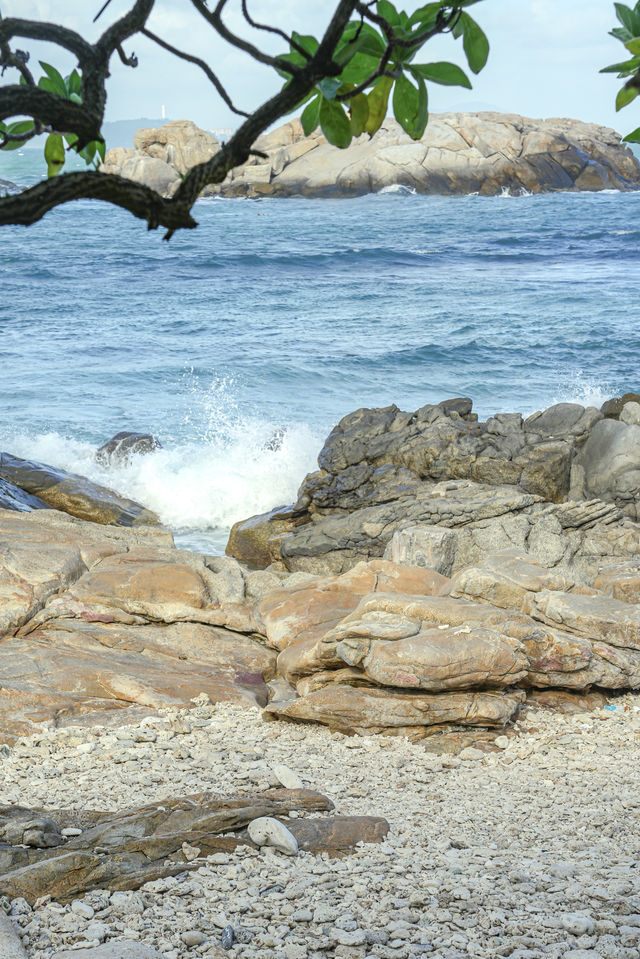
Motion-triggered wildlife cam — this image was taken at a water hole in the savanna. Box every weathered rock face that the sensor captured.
[0,510,282,739]
[100,120,220,196]
[101,114,640,199]
[0,452,159,526]
[208,113,640,198]
[227,397,640,577]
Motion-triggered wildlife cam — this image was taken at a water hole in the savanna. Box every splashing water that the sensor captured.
[3,376,323,553]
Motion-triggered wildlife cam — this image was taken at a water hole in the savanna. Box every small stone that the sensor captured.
[182,930,207,947]
[459,746,484,761]
[221,924,235,950]
[562,914,595,936]
[71,899,95,920]
[181,841,201,861]
[247,817,298,855]
[494,735,509,749]
[271,762,304,789]
[61,827,83,837]
[86,921,109,942]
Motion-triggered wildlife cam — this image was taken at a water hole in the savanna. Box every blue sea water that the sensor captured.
[1,150,640,551]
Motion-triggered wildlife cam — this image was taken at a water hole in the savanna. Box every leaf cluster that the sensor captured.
[280,1,489,149]
[601,1,640,141]
[0,62,105,175]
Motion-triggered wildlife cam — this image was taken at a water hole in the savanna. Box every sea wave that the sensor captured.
[2,376,323,553]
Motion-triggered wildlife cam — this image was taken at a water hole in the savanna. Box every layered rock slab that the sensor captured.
[0,452,159,526]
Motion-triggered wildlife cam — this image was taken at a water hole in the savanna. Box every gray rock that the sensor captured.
[247,817,299,855]
[96,431,162,466]
[620,401,640,426]
[577,418,640,519]
[384,525,457,575]
[0,478,49,513]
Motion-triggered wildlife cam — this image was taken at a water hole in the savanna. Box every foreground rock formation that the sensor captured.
[101,114,640,198]
[228,395,640,576]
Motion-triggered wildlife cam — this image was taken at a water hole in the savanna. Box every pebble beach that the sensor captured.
[3,696,640,959]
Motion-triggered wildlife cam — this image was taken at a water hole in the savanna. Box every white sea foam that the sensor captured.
[550,371,615,411]
[2,377,324,553]
[377,183,417,195]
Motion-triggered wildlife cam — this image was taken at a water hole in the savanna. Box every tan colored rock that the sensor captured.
[224,113,640,197]
[525,688,608,713]
[592,560,640,603]
[0,619,276,741]
[264,684,526,733]
[346,624,528,691]
[523,589,640,650]
[133,120,219,174]
[447,550,592,611]
[0,509,172,637]
[256,559,448,653]
[29,547,258,633]
[226,505,303,568]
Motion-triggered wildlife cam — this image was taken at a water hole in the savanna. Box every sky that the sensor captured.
[0,1,633,135]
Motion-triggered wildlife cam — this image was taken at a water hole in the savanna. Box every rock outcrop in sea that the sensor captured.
[3,393,640,753]
[101,113,640,197]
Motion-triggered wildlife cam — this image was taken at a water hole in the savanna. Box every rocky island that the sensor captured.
[101,113,640,198]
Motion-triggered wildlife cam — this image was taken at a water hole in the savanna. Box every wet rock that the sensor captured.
[0,452,159,526]
[0,478,49,513]
[96,431,162,466]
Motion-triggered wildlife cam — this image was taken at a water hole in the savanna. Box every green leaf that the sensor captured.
[407,3,442,28]
[291,32,318,56]
[623,124,640,142]
[601,55,640,73]
[616,83,640,109]
[626,37,640,53]
[349,93,369,137]
[459,13,489,74]
[364,75,393,136]
[335,22,385,64]
[301,95,322,136]
[317,77,342,100]
[392,73,428,140]
[44,133,65,177]
[96,139,106,163]
[319,97,352,148]
[611,26,632,42]
[38,60,67,97]
[615,2,640,34]
[377,0,401,27]
[410,61,472,88]
[67,68,82,96]
[339,52,381,84]
[0,119,35,150]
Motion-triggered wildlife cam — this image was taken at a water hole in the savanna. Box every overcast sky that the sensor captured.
[1,1,632,134]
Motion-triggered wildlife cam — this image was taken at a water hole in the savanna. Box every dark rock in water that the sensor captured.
[600,392,640,419]
[96,431,162,466]
[0,477,49,513]
[0,451,159,526]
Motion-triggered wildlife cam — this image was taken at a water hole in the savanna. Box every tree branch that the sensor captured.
[0,171,197,232]
[189,0,302,74]
[141,27,249,118]
[0,85,99,142]
[240,1,311,61]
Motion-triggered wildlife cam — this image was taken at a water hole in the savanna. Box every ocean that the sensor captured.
[1,150,640,552]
